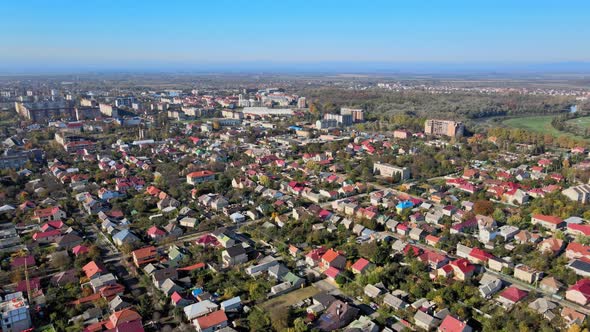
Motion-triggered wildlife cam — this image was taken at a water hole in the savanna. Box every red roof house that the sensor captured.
[194,310,228,332]
[438,315,472,332]
[566,279,590,306]
[82,261,107,279]
[72,245,89,256]
[498,286,528,306]
[351,258,371,274]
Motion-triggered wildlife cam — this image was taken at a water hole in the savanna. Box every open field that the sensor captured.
[502,115,589,142]
[567,116,590,129]
[259,285,321,313]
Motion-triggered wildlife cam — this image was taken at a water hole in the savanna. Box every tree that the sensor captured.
[492,208,506,222]
[248,281,267,302]
[248,307,271,331]
[567,324,582,332]
[473,200,494,216]
[293,317,309,332]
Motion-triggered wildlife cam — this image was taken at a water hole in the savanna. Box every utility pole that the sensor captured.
[24,258,31,304]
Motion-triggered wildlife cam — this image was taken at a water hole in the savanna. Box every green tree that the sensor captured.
[248,307,271,331]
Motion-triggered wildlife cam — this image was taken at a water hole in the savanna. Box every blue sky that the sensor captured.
[1,0,589,71]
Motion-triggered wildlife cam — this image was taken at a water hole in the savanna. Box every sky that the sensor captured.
[1,0,590,73]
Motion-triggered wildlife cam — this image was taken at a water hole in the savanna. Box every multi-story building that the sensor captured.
[80,98,96,107]
[297,97,307,108]
[424,119,464,137]
[55,132,96,153]
[15,100,75,122]
[340,108,364,122]
[115,96,136,108]
[75,107,100,120]
[323,113,353,127]
[373,162,410,180]
[222,109,244,120]
[0,149,44,169]
[0,292,32,332]
[315,119,338,130]
[99,103,118,117]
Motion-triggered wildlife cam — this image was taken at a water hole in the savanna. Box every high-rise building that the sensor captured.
[316,119,338,129]
[297,97,307,108]
[324,113,353,127]
[99,103,118,117]
[15,100,75,122]
[341,108,364,122]
[115,96,136,108]
[424,119,464,137]
[80,98,95,107]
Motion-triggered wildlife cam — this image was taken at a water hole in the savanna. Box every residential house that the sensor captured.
[220,296,241,312]
[446,258,475,281]
[477,215,497,243]
[568,259,590,277]
[222,245,248,267]
[539,277,562,294]
[538,237,564,255]
[56,233,83,249]
[419,250,449,270]
[171,292,192,308]
[364,284,382,298]
[528,298,557,321]
[168,245,185,268]
[245,256,278,276]
[186,171,216,185]
[33,206,66,223]
[320,249,346,270]
[479,276,503,299]
[132,246,157,267]
[438,315,472,332]
[112,229,140,247]
[146,226,166,241]
[346,316,379,332]
[317,300,359,331]
[514,264,542,284]
[32,229,61,244]
[184,300,219,321]
[531,214,564,231]
[351,258,372,274]
[566,242,590,261]
[498,286,528,308]
[414,310,440,330]
[179,217,198,228]
[193,310,228,332]
[562,307,587,327]
[566,279,590,306]
[305,247,326,267]
[82,261,107,280]
[498,225,519,241]
[383,293,408,310]
[151,267,178,288]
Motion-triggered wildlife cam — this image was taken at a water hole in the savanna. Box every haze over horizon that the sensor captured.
[2,0,590,74]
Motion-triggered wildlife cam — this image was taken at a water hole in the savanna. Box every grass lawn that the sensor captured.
[566,116,590,129]
[259,285,321,313]
[502,115,589,142]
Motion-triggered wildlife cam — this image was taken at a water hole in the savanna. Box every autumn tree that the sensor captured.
[473,200,494,216]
